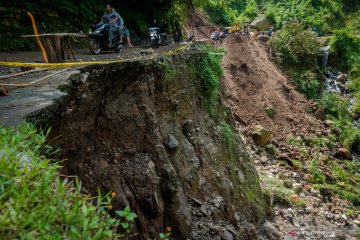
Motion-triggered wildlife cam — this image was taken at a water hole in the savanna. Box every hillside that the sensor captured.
[221,35,321,141]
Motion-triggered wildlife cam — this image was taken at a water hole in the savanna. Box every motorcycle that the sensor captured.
[89,19,123,54]
[149,27,169,49]
[211,29,228,41]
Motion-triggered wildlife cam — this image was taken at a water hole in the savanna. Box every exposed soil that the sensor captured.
[185,7,216,40]
[221,34,322,143]
[220,35,359,239]
[29,51,267,240]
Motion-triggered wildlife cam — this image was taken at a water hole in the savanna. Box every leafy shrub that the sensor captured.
[264,5,277,25]
[318,92,360,150]
[317,92,351,120]
[271,21,321,66]
[196,46,223,116]
[295,71,321,99]
[243,0,259,20]
[257,0,345,33]
[331,28,360,71]
[204,3,231,26]
[0,124,136,239]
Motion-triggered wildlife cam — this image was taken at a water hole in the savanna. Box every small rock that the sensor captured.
[0,87,9,96]
[335,147,352,160]
[263,220,281,239]
[200,205,208,216]
[305,206,313,213]
[212,196,223,208]
[260,156,268,164]
[346,222,359,236]
[165,134,179,150]
[252,125,272,147]
[219,230,234,240]
[318,153,329,162]
[257,34,271,43]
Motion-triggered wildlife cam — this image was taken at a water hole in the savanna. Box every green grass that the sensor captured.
[260,174,306,208]
[0,124,136,239]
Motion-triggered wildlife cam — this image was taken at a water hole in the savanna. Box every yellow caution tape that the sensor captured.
[0,45,190,69]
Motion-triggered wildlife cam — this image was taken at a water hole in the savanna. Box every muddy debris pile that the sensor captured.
[29,52,267,239]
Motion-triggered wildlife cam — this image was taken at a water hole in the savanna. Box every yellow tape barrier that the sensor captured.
[0,45,190,69]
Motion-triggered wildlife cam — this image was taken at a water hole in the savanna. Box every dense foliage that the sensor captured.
[0,124,136,239]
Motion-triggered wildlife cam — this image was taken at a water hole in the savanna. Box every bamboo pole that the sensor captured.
[27,12,48,63]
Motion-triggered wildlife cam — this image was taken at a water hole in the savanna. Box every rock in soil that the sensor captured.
[0,87,9,96]
[252,125,272,147]
[335,147,352,160]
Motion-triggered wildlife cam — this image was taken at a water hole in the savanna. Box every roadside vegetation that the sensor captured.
[196,46,224,117]
[285,134,360,214]
[0,124,137,239]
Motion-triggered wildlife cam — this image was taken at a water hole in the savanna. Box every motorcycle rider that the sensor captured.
[150,18,159,28]
[103,4,123,48]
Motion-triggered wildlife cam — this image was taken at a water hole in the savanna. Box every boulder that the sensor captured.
[257,35,271,43]
[165,134,179,150]
[335,147,352,160]
[252,125,271,147]
[250,17,271,31]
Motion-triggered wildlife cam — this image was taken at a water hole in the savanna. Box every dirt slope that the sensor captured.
[185,7,216,40]
[29,52,266,239]
[221,35,321,142]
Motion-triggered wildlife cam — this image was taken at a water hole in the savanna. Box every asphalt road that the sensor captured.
[0,44,185,127]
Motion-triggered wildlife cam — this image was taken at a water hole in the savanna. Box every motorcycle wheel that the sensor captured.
[151,39,158,49]
[89,39,101,55]
[115,44,123,53]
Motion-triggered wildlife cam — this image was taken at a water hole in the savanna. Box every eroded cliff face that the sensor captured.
[31,51,266,239]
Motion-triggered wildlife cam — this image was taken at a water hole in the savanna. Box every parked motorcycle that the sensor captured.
[211,29,228,41]
[149,27,169,49]
[89,19,123,54]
